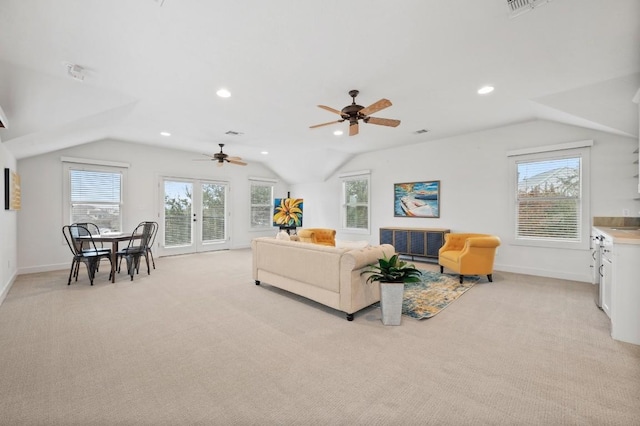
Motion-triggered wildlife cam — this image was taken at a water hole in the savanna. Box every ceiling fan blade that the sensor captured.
[366,117,401,127]
[360,98,392,116]
[310,120,343,129]
[228,159,247,166]
[349,122,359,136]
[317,105,342,115]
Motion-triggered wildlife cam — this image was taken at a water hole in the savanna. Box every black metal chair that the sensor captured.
[63,224,112,286]
[72,222,110,273]
[145,221,159,269]
[117,222,155,281]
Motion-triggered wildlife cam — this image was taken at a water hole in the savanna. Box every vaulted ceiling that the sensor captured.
[0,0,638,183]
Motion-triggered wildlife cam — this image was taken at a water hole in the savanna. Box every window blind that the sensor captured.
[250,182,273,228]
[343,177,369,230]
[70,169,122,232]
[516,156,581,241]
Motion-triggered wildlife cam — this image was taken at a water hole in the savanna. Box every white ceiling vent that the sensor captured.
[0,105,8,128]
[507,0,551,18]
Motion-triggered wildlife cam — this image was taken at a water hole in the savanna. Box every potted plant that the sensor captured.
[362,254,422,325]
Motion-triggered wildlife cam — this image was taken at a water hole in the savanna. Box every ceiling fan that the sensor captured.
[196,144,247,166]
[310,89,401,136]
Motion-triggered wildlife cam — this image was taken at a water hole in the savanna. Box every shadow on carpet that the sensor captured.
[400,270,480,319]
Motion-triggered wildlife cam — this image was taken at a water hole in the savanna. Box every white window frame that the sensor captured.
[249,178,275,231]
[507,141,591,250]
[62,157,128,232]
[340,170,371,234]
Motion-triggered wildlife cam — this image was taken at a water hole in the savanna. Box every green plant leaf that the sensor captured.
[360,253,423,284]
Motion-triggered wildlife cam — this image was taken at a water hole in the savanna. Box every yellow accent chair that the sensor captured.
[438,233,501,283]
[297,228,336,246]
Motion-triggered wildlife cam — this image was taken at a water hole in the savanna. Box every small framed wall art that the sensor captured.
[4,168,21,210]
[394,180,440,218]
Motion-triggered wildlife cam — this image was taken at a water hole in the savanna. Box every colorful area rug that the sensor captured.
[401,270,480,319]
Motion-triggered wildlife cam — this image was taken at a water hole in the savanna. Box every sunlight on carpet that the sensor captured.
[402,270,479,319]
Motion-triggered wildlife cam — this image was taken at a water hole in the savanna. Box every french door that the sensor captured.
[160,177,230,256]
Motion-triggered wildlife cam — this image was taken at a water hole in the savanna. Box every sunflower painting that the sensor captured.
[273,198,303,228]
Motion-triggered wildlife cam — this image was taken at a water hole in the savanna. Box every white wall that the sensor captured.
[0,136,18,304]
[293,120,640,282]
[17,139,287,274]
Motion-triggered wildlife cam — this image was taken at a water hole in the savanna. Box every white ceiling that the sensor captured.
[0,0,638,183]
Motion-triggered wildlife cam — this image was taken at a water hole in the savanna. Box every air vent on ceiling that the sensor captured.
[414,129,429,134]
[0,105,8,128]
[65,63,85,81]
[225,130,243,136]
[507,0,551,17]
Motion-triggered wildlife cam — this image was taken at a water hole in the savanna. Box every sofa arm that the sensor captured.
[339,244,396,313]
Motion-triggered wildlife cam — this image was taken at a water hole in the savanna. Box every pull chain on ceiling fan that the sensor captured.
[310,89,400,136]
[194,143,247,166]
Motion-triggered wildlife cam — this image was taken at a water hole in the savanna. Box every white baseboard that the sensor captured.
[18,263,69,275]
[0,271,17,307]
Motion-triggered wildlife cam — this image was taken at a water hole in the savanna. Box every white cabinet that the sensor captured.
[592,227,640,345]
[610,242,640,345]
[601,245,613,318]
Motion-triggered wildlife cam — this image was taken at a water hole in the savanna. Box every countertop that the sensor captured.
[593,226,640,245]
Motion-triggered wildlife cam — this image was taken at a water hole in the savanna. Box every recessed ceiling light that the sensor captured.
[478,86,494,95]
[333,130,344,136]
[216,88,231,98]
[261,151,269,155]
[160,131,171,137]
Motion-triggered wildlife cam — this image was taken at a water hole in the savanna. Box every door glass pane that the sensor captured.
[164,181,193,247]
[201,183,226,242]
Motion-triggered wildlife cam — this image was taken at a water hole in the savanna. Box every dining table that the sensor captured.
[82,233,142,283]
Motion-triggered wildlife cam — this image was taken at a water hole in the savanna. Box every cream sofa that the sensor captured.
[252,237,395,321]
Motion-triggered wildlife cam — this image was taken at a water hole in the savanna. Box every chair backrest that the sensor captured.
[145,221,158,248]
[73,222,103,248]
[125,221,156,251]
[298,228,336,246]
[73,222,100,235]
[63,224,98,256]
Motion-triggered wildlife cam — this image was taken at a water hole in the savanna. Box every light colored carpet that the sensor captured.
[0,249,639,425]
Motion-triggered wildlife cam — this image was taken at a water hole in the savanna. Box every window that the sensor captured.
[250,180,274,229]
[508,141,591,249]
[63,159,127,232]
[341,171,370,233]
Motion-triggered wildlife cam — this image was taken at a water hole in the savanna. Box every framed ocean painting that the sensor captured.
[394,181,440,218]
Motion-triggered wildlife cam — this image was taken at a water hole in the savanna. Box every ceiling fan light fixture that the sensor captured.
[310,90,400,136]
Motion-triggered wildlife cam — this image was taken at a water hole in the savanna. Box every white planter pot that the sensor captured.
[380,282,404,326]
